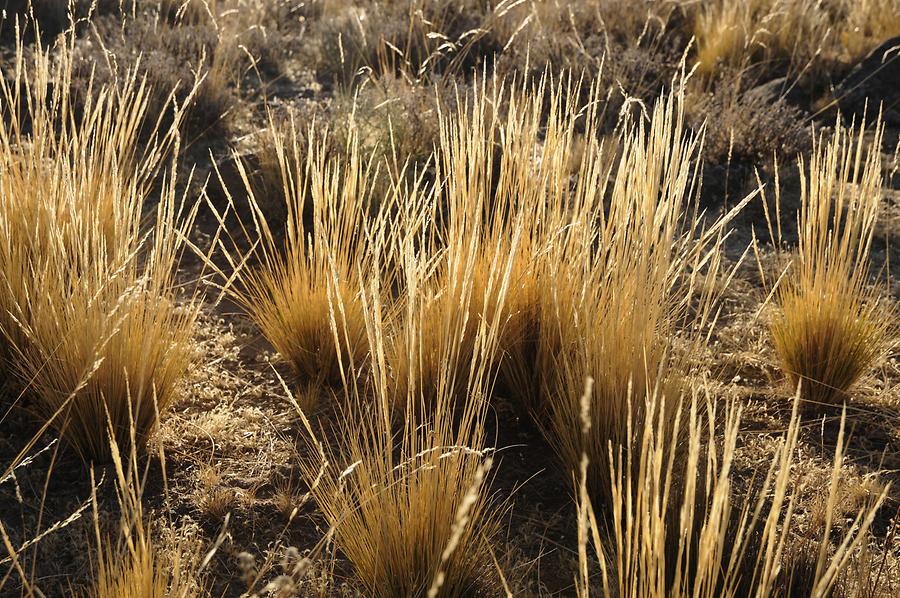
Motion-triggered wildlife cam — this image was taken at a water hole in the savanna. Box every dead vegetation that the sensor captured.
[765,118,896,408]
[0,32,202,462]
[1,1,899,597]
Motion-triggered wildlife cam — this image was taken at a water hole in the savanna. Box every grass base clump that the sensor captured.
[444,74,747,506]
[213,121,375,388]
[766,119,894,408]
[0,32,201,462]
[293,162,519,597]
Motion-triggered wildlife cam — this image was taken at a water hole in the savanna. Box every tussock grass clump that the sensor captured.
[693,0,774,76]
[839,0,900,60]
[443,73,744,504]
[766,119,894,408]
[214,119,375,387]
[381,78,514,403]
[576,385,888,597]
[541,85,745,505]
[417,75,615,412]
[294,157,519,597]
[0,35,201,461]
[89,538,190,598]
[693,0,900,81]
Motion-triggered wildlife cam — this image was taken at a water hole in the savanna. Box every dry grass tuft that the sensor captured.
[577,384,889,597]
[213,118,374,388]
[766,119,895,408]
[84,420,210,597]
[537,85,712,505]
[444,73,748,504]
[289,92,521,595]
[0,33,201,462]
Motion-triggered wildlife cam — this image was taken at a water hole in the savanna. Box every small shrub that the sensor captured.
[687,79,809,167]
[301,0,515,87]
[72,9,236,143]
[342,74,447,169]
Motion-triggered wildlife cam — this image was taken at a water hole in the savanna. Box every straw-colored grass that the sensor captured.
[212,119,374,387]
[537,86,709,504]
[83,416,210,597]
[406,75,615,414]
[694,0,762,76]
[382,77,517,403]
[840,0,900,60]
[766,119,894,408]
[576,384,888,597]
[1,3,898,597]
[209,98,517,593]
[294,141,520,596]
[0,34,201,462]
[445,74,747,503]
[693,0,900,79]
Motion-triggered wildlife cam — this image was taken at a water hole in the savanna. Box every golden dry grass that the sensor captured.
[535,85,709,504]
[0,3,898,596]
[292,139,520,597]
[576,385,888,598]
[0,34,202,462]
[425,73,752,506]
[765,119,895,408]
[83,422,210,597]
[694,0,900,79]
[212,119,374,388]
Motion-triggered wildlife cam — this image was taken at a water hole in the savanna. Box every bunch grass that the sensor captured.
[440,72,749,506]
[84,406,211,597]
[211,117,375,388]
[293,138,520,596]
[0,30,202,462]
[766,118,894,408]
[576,383,888,597]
